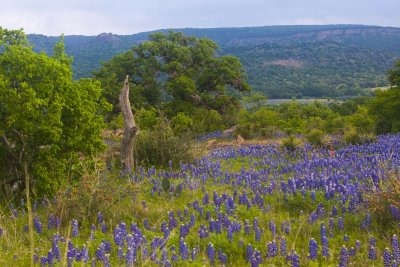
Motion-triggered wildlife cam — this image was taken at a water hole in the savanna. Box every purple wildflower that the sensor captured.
[309,238,318,260]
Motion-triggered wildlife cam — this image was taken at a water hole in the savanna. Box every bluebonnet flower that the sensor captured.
[254,226,261,242]
[179,238,189,260]
[40,256,48,266]
[161,247,168,263]
[227,225,234,241]
[291,251,300,267]
[168,212,177,229]
[250,249,262,267]
[269,220,277,237]
[349,247,356,257]
[71,219,79,237]
[191,247,197,261]
[338,217,344,230]
[34,216,42,234]
[47,250,54,266]
[339,246,349,267]
[101,222,107,233]
[329,217,335,230]
[320,223,327,237]
[322,235,329,257]
[244,219,250,235]
[343,234,349,242]
[126,247,135,265]
[355,240,361,250]
[392,234,399,262]
[207,242,215,265]
[369,236,376,247]
[51,237,61,262]
[218,249,227,264]
[389,205,400,220]
[97,212,103,224]
[48,214,55,230]
[369,245,377,260]
[309,238,318,260]
[280,236,287,256]
[383,247,391,267]
[96,243,106,262]
[266,240,278,258]
[179,223,190,239]
[246,244,253,262]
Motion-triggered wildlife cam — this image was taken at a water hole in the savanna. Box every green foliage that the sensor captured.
[0,27,28,46]
[388,60,400,88]
[235,107,279,138]
[28,25,400,98]
[94,32,249,118]
[369,61,400,133]
[133,118,193,168]
[343,126,376,145]
[281,135,301,151]
[306,128,325,148]
[345,106,374,134]
[225,41,393,98]
[0,32,110,196]
[136,107,160,130]
[171,112,193,136]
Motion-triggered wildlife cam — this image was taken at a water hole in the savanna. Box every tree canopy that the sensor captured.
[94,32,250,117]
[369,60,400,133]
[0,29,110,195]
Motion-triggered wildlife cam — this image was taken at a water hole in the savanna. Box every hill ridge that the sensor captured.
[27,24,400,98]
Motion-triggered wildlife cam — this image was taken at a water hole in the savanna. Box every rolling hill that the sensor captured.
[27,25,400,98]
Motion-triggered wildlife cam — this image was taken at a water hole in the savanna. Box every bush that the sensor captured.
[133,118,193,168]
[306,128,325,148]
[234,122,254,139]
[281,135,301,151]
[344,127,376,145]
[171,112,193,137]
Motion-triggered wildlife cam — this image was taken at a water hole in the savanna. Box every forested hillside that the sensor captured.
[28,25,400,98]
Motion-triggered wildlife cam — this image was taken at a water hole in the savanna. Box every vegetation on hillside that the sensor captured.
[27,25,400,98]
[225,42,395,98]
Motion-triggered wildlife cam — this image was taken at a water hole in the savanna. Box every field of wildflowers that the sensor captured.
[0,134,399,266]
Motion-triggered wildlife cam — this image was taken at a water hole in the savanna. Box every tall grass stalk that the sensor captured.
[24,162,34,266]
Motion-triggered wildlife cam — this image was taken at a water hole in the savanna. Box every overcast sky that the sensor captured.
[1,0,399,36]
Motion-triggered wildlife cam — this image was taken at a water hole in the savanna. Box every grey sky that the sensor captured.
[1,0,399,36]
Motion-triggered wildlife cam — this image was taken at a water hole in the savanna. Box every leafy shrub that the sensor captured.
[344,127,376,145]
[281,135,301,151]
[234,122,254,139]
[306,128,325,147]
[259,126,280,138]
[133,118,193,168]
[171,112,193,136]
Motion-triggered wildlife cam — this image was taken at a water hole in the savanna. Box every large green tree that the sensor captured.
[0,29,110,195]
[369,60,400,133]
[94,32,250,118]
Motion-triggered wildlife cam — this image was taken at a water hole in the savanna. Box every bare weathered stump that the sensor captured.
[119,75,138,174]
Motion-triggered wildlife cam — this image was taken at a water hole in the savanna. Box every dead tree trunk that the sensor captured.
[119,75,138,174]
